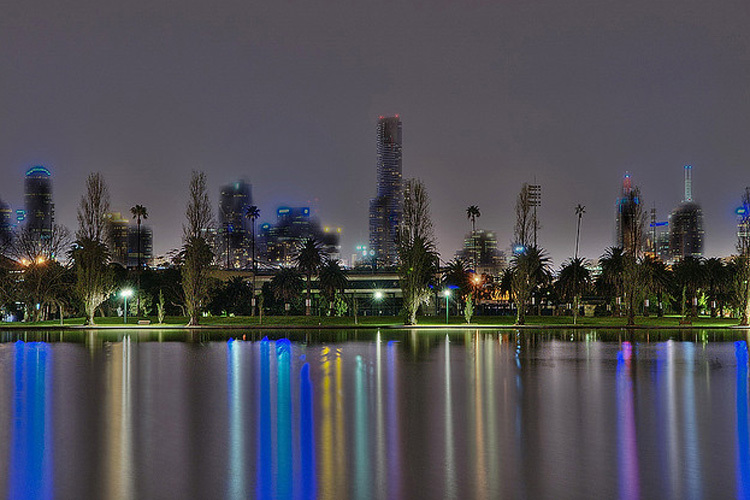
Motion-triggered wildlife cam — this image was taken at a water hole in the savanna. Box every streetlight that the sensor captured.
[374,291,384,315]
[443,289,452,324]
[121,288,134,324]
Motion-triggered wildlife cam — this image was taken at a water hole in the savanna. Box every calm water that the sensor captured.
[0,328,749,499]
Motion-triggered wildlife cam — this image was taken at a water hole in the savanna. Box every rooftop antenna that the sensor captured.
[684,165,693,202]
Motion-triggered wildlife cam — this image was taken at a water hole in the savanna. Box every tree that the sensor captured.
[10,223,71,263]
[442,258,471,299]
[130,205,149,270]
[76,172,111,244]
[71,238,113,325]
[598,247,625,316]
[466,205,481,271]
[244,205,261,315]
[296,238,324,316]
[398,179,439,325]
[703,257,726,317]
[640,255,672,316]
[556,257,590,324]
[508,246,551,325]
[181,171,214,326]
[18,258,71,322]
[318,259,348,315]
[270,268,304,314]
[672,256,705,318]
[183,171,213,241]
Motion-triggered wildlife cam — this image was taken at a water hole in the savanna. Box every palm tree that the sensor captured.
[270,268,304,314]
[640,255,672,316]
[244,205,261,315]
[703,257,725,317]
[318,259,348,315]
[466,205,481,271]
[672,256,705,318]
[598,247,625,316]
[296,238,324,316]
[556,257,590,324]
[574,204,585,260]
[509,246,551,325]
[443,258,471,299]
[130,205,148,270]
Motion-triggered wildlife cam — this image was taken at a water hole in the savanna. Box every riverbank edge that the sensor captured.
[1,323,748,331]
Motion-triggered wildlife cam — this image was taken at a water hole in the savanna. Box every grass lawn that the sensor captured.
[6,314,744,329]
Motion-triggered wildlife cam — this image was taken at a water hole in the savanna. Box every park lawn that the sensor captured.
[7,314,744,328]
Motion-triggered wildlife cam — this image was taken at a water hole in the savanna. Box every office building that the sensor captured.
[24,166,55,242]
[615,173,643,255]
[456,229,506,276]
[218,180,253,269]
[668,165,704,261]
[260,207,340,267]
[369,115,403,268]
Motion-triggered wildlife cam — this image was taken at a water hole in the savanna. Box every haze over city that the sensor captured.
[2,0,749,266]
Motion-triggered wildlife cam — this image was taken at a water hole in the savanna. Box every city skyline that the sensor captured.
[1,0,749,267]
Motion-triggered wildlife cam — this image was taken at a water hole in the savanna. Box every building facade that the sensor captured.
[218,180,253,269]
[615,173,642,255]
[668,165,703,261]
[24,166,55,243]
[259,207,340,267]
[369,116,403,268]
[456,229,507,276]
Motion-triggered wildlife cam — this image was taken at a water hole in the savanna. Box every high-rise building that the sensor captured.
[106,212,130,266]
[127,225,153,268]
[615,173,642,254]
[0,198,12,248]
[456,229,507,276]
[24,166,54,242]
[668,165,704,261]
[369,115,403,268]
[260,207,340,267]
[218,180,253,269]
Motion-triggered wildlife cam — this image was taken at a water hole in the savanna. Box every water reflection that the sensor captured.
[9,341,53,500]
[737,341,750,500]
[1,329,750,499]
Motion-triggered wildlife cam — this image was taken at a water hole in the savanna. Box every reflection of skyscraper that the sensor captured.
[24,166,55,241]
[219,180,253,269]
[369,116,403,268]
[669,165,704,261]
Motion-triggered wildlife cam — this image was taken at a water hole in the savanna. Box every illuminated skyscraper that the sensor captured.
[24,166,55,242]
[615,173,642,254]
[369,115,403,268]
[218,180,253,269]
[668,165,704,261]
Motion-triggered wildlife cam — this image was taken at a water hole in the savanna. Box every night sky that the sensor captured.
[2,0,749,267]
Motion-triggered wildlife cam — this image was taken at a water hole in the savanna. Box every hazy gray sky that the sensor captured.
[2,0,749,267]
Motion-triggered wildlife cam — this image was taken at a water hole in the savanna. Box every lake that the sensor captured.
[0,328,747,499]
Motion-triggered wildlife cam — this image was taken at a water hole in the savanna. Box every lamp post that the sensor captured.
[374,290,384,316]
[443,289,451,324]
[121,288,133,324]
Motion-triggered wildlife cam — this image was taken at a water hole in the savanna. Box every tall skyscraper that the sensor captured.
[615,173,642,255]
[369,115,403,268]
[0,198,11,248]
[24,166,55,242]
[218,180,253,269]
[669,165,704,261]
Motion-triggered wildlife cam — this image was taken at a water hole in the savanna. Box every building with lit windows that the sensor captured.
[218,180,253,269]
[455,229,506,276]
[369,115,403,268]
[259,207,340,267]
[24,166,54,243]
[668,165,703,261]
[614,173,642,254]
